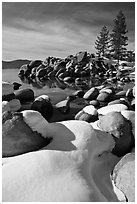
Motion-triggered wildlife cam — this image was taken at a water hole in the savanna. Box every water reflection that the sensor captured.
[19,75,114,91]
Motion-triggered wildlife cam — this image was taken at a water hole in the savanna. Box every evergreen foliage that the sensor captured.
[95,26,110,57]
[110,10,128,63]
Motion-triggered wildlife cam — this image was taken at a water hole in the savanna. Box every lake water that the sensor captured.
[2,69,134,105]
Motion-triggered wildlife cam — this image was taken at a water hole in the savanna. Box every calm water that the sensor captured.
[2,69,134,104]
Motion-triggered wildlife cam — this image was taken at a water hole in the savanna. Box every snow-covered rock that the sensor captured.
[2,110,121,202]
[97,104,128,115]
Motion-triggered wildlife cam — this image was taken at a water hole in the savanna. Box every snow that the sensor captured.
[2,110,121,202]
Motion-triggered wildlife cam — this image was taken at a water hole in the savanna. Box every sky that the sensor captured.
[2,1,135,61]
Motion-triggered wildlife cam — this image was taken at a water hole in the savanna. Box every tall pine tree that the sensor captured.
[110,10,128,64]
[95,25,110,57]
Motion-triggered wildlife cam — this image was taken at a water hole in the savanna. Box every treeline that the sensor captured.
[94,10,135,63]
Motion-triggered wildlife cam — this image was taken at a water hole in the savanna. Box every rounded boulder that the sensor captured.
[112,153,135,202]
[83,87,99,100]
[97,104,128,116]
[97,112,134,156]
[15,88,34,103]
[31,95,53,121]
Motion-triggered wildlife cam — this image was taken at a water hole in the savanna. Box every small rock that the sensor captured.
[89,100,100,108]
[108,98,130,107]
[99,87,115,94]
[63,77,74,83]
[115,90,126,99]
[66,95,77,102]
[96,92,112,102]
[72,90,85,98]
[126,88,134,98]
[9,99,21,112]
[75,105,98,122]
[29,60,42,68]
[12,82,22,90]
[83,87,99,100]
[83,105,98,115]
[55,99,70,114]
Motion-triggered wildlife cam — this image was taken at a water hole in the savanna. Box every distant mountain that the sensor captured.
[2,59,31,69]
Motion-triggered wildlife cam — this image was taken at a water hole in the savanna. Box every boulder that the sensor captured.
[15,88,34,103]
[48,70,57,77]
[31,95,53,121]
[115,90,126,99]
[75,105,98,122]
[55,99,70,114]
[55,67,66,77]
[99,87,115,94]
[8,99,21,112]
[83,87,99,100]
[89,100,100,108]
[96,92,112,102]
[36,68,47,78]
[77,51,87,63]
[97,104,128,115]
[121,110,135,138]
[2,81,14,96]
[108,98,130,107]
[112,153,135,202]
[63,77,74,83]
[2,115,121,202]
[83,105,98,115]
[54,61,66,72]
[58,71,69,79]
[29,60,42,69]
[12,82,22,90]
[131,98,135,110]
[75,111,97,122]
[66,95,77,102]
[18,64,28,76]
[126,88,134,98]
[2,81,15,101]
[97,112,134,156]
[2,111,51,157]
[72,90,85,98]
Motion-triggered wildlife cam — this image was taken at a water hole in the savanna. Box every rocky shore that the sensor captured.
[2,52,135,202]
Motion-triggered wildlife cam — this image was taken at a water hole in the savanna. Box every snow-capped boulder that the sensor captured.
[2,116,121,202]
[75,105,98,122]
[31,95,53,120]
[97,104,128,115]
[2,111,51,157]
[112,152,135,202]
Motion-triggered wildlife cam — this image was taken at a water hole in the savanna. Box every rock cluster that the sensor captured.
[2,77,135,201]
[18,52,134,86]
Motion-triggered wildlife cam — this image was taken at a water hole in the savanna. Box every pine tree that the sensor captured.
[110,10,128,64]
[95,26,110,57]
